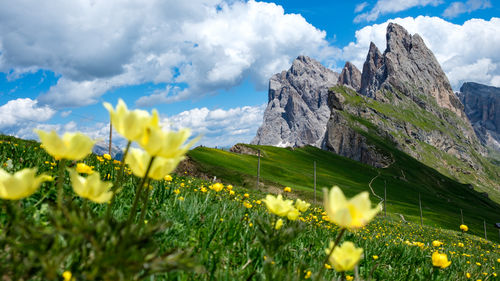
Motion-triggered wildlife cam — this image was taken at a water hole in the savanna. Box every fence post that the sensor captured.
[109,122,112,155]
[313,161,316,205]
[256,149,261,189]
[384,181,387,217]
[460,209,463,225]
[484,220,487,240]
[419,193,423,227]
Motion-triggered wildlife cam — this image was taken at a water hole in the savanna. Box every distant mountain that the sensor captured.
[253,23,499,190]
[458,82,500,152]
[251,55,339,147]
[92,141,123,160]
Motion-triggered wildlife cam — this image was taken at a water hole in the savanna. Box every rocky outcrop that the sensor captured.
[252,55,338,147]
[458,82,500,151]
[360,42,384,98]
[338,62,362,91]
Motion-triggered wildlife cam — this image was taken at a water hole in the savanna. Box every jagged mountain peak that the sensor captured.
[338,61,362,91]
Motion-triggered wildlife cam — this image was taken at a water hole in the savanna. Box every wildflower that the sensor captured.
[244,193,249,198]
[262,194,295,217]
[35,130,94,161]
[323,186,380,229]
[178,196,184,201]
[68,169,113,203]
[373,255,379,260]
[287,208,300,220]
[210,183,224,192]
[62,271,72,281]
[346,276,353,281]
[173,189,180,195]
[304,270,311,279]
[324,264,332,269]
[295,198,311,212]
[466,272,471,278]
[460,224,469,232]
[229,190,235,195]
[201,187,208,193]
[164,175,173,182]
[0,168,52,200]
[103,153,112,160]
[432,252,451,269]
[458,242,464,247]
[283,186,291,192]
[103,99,156,142]
[226,184,233,190]
[125,148,183,180]
[432,240,443,247]
[275,219,284,230]
[325,241,363,272]
[243,202,253,209]
[76,163,93,174]
[139,123,195,158]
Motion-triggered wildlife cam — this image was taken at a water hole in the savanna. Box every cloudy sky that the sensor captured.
[0,0,499,148]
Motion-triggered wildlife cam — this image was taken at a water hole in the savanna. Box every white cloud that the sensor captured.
[354,0,443,22]
[443,0,491,18]
[342,16,500,90]
[0,98,55,130]
[354,2,370,13]
[162,104,266,147]
[0,0,338,108]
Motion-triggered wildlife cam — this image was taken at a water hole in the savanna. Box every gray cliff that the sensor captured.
[338,62,362,92]
[458,82,500,152]
[252,55,339,147]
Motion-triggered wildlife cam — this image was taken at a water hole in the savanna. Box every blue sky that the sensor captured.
[0,0,499,148]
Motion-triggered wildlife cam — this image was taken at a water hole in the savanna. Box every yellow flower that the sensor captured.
[243,202,253,209]
[178,196,184,201]
[458,242,464,247]
[0,168,53,200]
[295,198,310,212]
[466,272,471,278]
[432,252,451,269]
[244,193,249,198]
[262,194,295,217]
[103,153,112,160]
[324,264,332,269]
[283,186,291,192]
[287,208,300,221]
[76,163,93,174]
[35,130,94,160]
[460,224,469,232]
[432,240,443,247]
[125,148,183,180]
[373,255,379,260]
[325,241,363,272]
[62,271,72,281]
[139,125,196,158]
[201,187,208,193]
[275,218,284,230]
[210,183,224,192]
[173,189,180,194]
[346,276,353,281]
[103,99,156,142]
[229,190,235,195]
[68,169,113,203]
[164,175,173,182]
[323,186,380,229]
[304,270,311,279]
[226,184,233,190]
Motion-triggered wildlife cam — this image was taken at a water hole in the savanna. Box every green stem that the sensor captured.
[139,178,152,223]
[56,159,67,209]
[315,228,346,280]
[126,156,156,225]
[105,141,131,220]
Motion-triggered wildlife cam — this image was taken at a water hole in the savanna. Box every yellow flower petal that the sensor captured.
[68,169,113,203]
[36,130,94,161]
[0,168,52,200]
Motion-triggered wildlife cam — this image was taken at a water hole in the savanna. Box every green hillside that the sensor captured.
[187,144,500,241]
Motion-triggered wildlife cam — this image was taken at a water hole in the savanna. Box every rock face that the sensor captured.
[360,42,384,98]
[252,55,339,147]
[338,62,362,91]
[92,141,123,160]
[458,82,500,151]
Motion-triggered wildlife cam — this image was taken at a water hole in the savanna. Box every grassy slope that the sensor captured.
[188,144,500,242]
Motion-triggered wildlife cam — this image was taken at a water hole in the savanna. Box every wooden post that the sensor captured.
[108,122,112,155]
[484,220,487,240]
[384,180,387,217]
[460,209,464,225]
[256,149,260,189]
[419,193,423,227]
[313,161,316,205]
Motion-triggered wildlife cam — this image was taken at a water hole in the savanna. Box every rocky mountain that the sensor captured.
[253,23,499,188]
[251,55,338,147]
[458,82,500,152]
[93,141,123,160]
